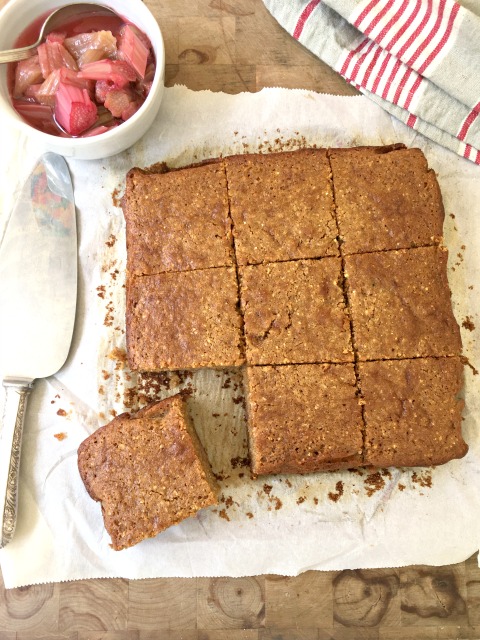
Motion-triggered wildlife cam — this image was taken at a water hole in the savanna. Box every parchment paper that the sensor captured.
[1,86,479,589]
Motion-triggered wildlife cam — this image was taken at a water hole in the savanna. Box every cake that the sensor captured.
[224,149,338,265]
[123,162,234,276]
[239,258,353,365]
[345,245,462,360]
[245,363,364,475]
[359,357,467,467]
[126,267,245,371]
[329,144,445,255]
[120,145,467,475]
[77,394,219,550]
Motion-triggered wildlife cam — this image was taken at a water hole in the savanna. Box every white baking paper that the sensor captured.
[0,86,479,589]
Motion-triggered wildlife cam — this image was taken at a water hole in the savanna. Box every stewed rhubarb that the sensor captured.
[9,11,155,137]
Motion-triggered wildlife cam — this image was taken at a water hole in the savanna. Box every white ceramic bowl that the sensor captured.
[0,0,165,159]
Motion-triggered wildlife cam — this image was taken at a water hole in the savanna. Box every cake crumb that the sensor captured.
[296,496,306,505]
[54,432,67,441]
[263,484,272,495]
[106,233,117,247]
[411,470,432,488]
[56,409,67,417]
[246,512,254,519]
[462,316,475,331]
[398,483,406,491]
[328,480,344,502]
[364,472,385,497]
[218,509,230,522]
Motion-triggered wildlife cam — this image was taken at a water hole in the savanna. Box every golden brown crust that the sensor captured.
[329,146,444,254]
[360,357,467,467]
[126,267,245,371]
[345,246,462,360]
[123,162,234,276]
[245,363,364,475]
[224,149,338,265]
[240,258,353,365]
[77,395,219,550]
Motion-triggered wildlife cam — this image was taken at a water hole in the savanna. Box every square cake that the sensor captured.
[359,357,467,467]
[345,245,462,360]
[123,162,234,276]
[245,363,364,475]
[329,144,444,255]
[126,267,245,371]
[225,149,338,265]
[239,258,353,365]
[77,394,219,550]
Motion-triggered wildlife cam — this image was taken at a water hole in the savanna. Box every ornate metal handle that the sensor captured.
[0,378,34,549]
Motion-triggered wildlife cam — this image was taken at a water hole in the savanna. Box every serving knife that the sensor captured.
[0,153,77,548]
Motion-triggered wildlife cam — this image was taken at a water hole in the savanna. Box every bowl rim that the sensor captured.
[0,0,165,148]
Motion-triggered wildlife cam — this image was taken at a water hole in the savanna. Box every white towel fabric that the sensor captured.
[263,0,480,163]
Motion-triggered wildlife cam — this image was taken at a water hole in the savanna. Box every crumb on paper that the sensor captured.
[328,480,344,503]
[364,471,385,497]
[218,509,230,522]
[263,484,272,495]
[398,483,406,491]
[411,470,433,489]
[231,456,250,469]
[106,233,117,247]
[297,496,306,505]
[246,512,254,519]
[56,409,67,417]
[460,355,479,376]
[54,432,67,441]
[108,347,127,365]
[462,316,475,331]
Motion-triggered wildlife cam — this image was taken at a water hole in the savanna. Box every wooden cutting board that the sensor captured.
[0,0,479,637]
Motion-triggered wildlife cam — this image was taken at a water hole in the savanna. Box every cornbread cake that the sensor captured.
[359,357,467,467]
[224,149,338,265]
[345,245,462,360]
[239,258,354,365]
[123,162,234,276]
[77,395,219,550]
[329,145,445,255]
[126,267,245,371]
[245,364,363,475]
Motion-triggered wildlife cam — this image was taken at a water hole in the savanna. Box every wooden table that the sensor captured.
[1,0,479,637]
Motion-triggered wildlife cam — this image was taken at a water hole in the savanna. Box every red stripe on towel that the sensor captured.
[293,0,321,39]
[458,101,480,141]
[354,0,381,29]
[418,1,460,73]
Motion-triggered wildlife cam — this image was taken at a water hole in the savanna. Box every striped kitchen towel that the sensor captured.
[263,0,480,164]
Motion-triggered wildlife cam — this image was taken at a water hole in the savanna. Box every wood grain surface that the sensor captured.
[0,0,479,637]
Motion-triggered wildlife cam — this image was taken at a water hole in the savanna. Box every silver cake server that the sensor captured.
[0,152,77,548]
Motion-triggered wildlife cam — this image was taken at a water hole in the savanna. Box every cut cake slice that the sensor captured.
[123,162,234,276]
[359,357,467,467]
[329,144,445,255]
[345,245,462,360]
[239,258,353,365]
[77,394,219,550]
[245,363,363,475]
[225,149,338,265]
[126,267,245,371]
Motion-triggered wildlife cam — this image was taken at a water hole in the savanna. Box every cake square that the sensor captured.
[345,246,462,360]
[245,363,363,475]
[123,162,234,276]
[225,149,338,265]
[239,258,353,365]
[329,145,444,255]
[77,394,219,550]
[360,357,467,467]
[126,267,245,371]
